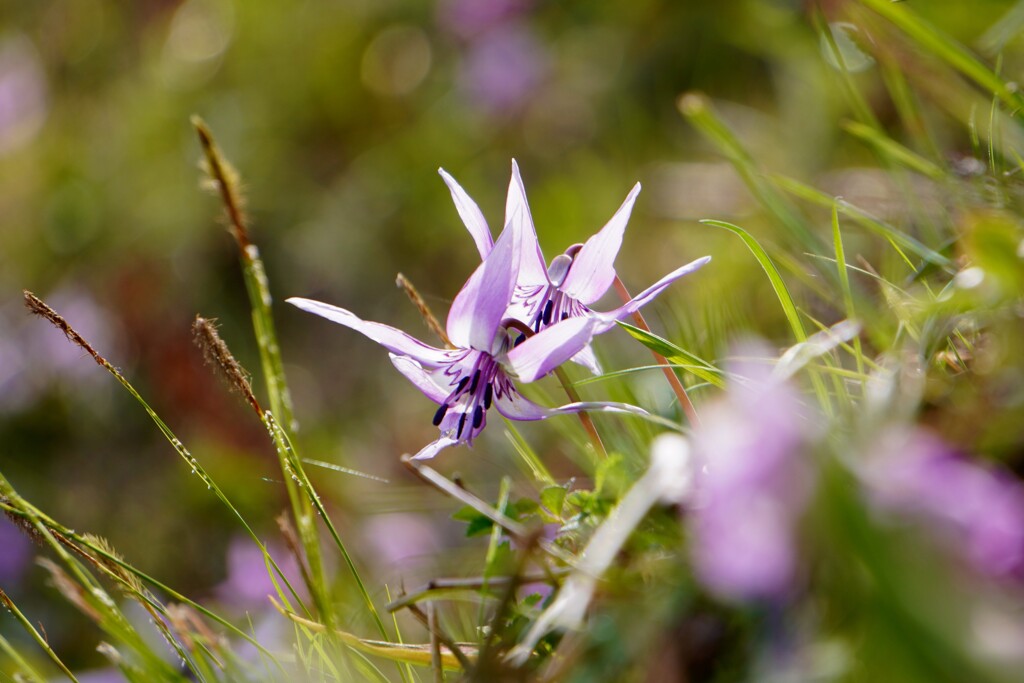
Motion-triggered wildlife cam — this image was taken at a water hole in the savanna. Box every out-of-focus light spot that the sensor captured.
[361,25,432,97]
[166,0,235,64]
[460,24,545,114]
[821,22,875,73]
[956,266,985,290]
[0,34,48,157]
[437,0,530,39]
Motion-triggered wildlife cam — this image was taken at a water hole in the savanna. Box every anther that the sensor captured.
[432,404,448,426]
[457,412,467,438]
[483,383,493,409]
[561,312,569,321]
[514,334,526,347]
[472,405,483,429]
[469,369,480,394]
[455,376,469,394]
[542,300,554,325]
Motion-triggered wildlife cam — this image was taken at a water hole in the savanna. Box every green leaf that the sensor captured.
[540,485,569,519]
[617,322,726,389]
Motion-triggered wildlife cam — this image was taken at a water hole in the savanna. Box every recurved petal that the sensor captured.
[389,354,449,404]
[591,256,711,333]
[439,167,493,260]
[411,437,461,460]
[446,212,520,351]
[505,316,597,383]
[569,344,602,375]
[494,390,650,422]
[506,160,550,287]
[287,298,451,367]
[560,182,641,304]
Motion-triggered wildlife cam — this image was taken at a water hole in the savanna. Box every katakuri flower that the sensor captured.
[439,160,711,373]
[288,212,645,460]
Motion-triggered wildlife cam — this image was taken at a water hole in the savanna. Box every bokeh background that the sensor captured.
[2,0,1022,676]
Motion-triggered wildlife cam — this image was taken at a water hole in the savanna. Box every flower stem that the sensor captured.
[553,366,608,458]
[612,276,700,427]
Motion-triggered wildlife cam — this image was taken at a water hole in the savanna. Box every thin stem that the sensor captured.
[612,276,700,427]
[553,366,608,457]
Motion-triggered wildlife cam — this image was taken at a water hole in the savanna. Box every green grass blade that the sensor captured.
[0,591,78,682]
[678,92,823,254]
[700,220,807,341]
[860,0,1024,112]
[773,174,952,269]
[616,322,726,389]
[841,120,945,180]
[832,205,867,379]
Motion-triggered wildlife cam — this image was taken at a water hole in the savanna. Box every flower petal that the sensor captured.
[439,167,493,259]
[411,437,460,460]
[389,354,449,404]
[591,256,711,333]
[506,160,549,287]
[505,316,597,383]
[560,183,641,304]
[569,344,602,375]
[287,298,451,366]
[446,213,520,351]
[494,391,650,422]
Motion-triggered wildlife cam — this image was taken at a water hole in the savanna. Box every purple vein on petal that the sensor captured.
[505,316,598,383]
[286,298,451,367]
[561,182,641,304]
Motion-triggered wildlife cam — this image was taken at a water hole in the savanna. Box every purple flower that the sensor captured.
[688,350,817,602]
[0,516,32,585]
[457,24,547,114]
[215,537,303,609]
[288,209,644,460]
[439,161,710,373]
[863,428,1024,578]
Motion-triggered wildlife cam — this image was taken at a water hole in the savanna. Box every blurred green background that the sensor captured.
[2,0,1022,675]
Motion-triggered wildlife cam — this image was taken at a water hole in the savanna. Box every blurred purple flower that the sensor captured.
[439,161,710,373]
[362,513,440,567]
[0,516,32,585]
[0,34,48,156]
[215,538,302,609]
[0,286,116,413]
[458,24,547,114]
[289,208,645,459]
[688,351,817,602]
[438,0,532,39]
[864,428,1024,578]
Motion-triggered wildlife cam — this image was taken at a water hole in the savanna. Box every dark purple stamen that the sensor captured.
[472,405,483,429]
[455,376,469,393]
[514,333,526,347]
[432,404,448,426]
[457,412,467,438]
[561,312,569,321]
[483,383,493,409]
[542,300,554,325]
[469,369,480,394]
